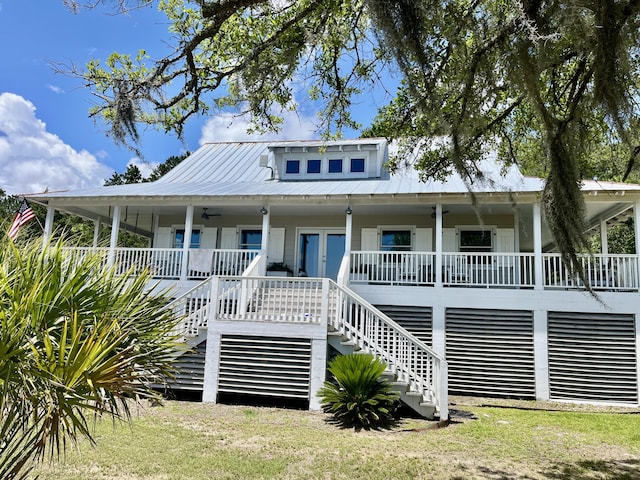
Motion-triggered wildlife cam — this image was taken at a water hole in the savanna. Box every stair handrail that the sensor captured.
[164,277,217,341]
[328,280,448,420]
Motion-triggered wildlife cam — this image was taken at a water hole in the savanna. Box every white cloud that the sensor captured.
[0,92,112,194]
[46,84,65,94]
[199,109,318,145]
[127,157,158,179]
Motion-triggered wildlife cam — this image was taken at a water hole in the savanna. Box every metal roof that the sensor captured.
[28,139,640,203]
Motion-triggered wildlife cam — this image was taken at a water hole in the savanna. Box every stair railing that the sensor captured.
[328,280,448,420]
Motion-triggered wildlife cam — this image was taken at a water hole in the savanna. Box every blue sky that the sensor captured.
[0,1,386,195]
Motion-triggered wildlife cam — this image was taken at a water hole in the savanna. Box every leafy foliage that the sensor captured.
[319,353,399,430]
[61,1,640,292]
[0,239,181,479]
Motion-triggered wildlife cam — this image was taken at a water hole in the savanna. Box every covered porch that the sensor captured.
[41,194,640,294]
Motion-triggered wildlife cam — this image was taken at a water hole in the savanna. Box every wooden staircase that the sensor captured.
[164,275,448,420]
[327,327,437,418]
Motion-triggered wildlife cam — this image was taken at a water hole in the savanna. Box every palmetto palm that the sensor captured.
[319,353,400,430]
[0,240,181,479]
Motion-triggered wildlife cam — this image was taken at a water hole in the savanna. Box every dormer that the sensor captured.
[264,138,388,181]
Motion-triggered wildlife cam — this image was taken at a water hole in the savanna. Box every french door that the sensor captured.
[297,229,345,280]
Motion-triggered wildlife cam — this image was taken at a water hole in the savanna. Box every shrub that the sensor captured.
[319,353,399,430]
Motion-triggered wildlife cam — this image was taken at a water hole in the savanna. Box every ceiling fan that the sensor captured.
[201,208,221,219]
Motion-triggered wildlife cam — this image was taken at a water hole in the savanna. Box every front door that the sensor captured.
[297,229,345,280]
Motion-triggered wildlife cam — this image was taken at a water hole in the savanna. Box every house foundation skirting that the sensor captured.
[202,320,327,410]
[357,285,640,406]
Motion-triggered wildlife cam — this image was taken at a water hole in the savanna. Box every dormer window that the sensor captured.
[351,158,365,173]
[307,159,321,173]
[285,160,300,174]
[328,159,343,173]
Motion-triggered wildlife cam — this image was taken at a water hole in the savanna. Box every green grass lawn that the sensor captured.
[33,398,640,480]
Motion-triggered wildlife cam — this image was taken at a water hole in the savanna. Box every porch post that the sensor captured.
[203,277,221,403]
[434,203,443,288]
[260,206,270,276]
[533,309,550,400]
[93,216,102,248]
[600,218,608,255]
[260,206,270,252]
[344,206,353,254]
[180,205,194,280]
[533,202,543,290]
[43,205,54,246]
[107,206,121,268]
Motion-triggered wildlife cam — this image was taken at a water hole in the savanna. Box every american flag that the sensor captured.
[8,198,36,240]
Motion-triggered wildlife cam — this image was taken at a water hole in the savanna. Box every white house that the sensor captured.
[29,138,640,419]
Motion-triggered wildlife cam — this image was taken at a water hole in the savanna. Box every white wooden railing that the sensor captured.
[328,281,448,420]
[167,273,448,419]
[543,253,639,291]
[442,253,535,288]
[350,251,436,285]
[165,277,216,343]
[216,276,325,323]
[64,247,257,280]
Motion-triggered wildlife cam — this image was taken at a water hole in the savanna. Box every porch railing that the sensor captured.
[543,253,639,291]
[350,251,436,285]
[351,251,534,288]
[442,253,535,288]
[329,281,448,420]
[64,247,258,280]
[188,275,448,420]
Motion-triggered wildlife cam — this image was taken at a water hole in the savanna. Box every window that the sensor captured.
[459,229,493,252]
[350,158,365,173]
[240,229,262,250]
[285,160,300,174]
[174,229,201,248]
[307,159,321,173]
[381,230,411,251]
[328,158,343,173]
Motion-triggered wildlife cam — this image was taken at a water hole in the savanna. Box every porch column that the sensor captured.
[533,309,550,400]
[180,205,194,280]
[260,206,270,252]
[434,203,443,288]
[203,277,221,403]
[344,206,353,254]
[107,205,121,268]
[600,218,608,255]
[533,202,543,290]
[43,205,54,246]
[93,216,102,248]
[260,206,270,276]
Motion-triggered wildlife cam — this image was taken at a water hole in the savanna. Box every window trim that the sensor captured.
[172,224,204,249]
[378,225,414,251]
[238,225,263,250]
[456,225,496,253]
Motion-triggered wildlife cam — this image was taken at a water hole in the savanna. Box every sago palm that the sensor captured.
[0,239,182,479]
[319,353,399,430]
